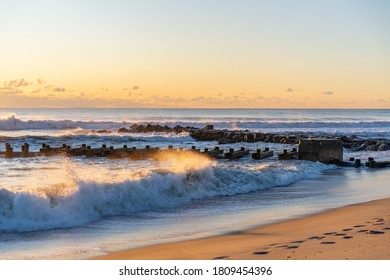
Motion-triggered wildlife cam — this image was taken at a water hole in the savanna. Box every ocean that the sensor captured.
[0,108,390,259]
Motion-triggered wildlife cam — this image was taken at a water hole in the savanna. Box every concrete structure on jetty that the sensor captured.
[298,139,343,163]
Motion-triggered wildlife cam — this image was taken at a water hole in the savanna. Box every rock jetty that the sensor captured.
[117,123,390,152]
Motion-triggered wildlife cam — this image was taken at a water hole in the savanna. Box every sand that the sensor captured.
[93,198,390,260]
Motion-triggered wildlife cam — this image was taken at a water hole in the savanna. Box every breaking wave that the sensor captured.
[0,159,330,232]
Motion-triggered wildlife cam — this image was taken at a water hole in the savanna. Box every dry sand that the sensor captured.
[93,198,390,260]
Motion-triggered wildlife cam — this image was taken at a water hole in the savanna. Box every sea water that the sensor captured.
[0,108,390,259]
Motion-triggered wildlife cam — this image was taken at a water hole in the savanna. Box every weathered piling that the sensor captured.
[224,147,249,160]
[22,143,30,157]
[5,143,13,158]
[278,148,298,160]
[298,139,343,163]
[202,146,224,158]
[366,157,390,168]
[191,145,200,152]
[252,147,274,160]
[354,159,361,168]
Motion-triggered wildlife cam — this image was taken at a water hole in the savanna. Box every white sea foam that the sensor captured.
[0,158,330,232]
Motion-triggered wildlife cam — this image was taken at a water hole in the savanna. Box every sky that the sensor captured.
[0,0,389,108]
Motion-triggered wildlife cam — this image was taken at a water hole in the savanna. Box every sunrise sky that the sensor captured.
[0,0,389,108]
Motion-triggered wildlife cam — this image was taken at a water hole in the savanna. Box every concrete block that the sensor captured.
[298,139,343,163]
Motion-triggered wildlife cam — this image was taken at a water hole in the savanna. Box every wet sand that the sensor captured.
[93,197,390,260]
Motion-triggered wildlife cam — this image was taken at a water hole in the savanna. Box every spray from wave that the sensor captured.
[0,153,330,232]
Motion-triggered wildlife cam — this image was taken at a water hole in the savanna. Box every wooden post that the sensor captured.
[368,158,376,168]
[354,159,361,168]
[23,143,29,157]
[5,143,13,158]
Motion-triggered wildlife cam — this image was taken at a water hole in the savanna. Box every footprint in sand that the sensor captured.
[213,256,229,260]
[277,245,289,248]
[373,223,385,226]
[308,236,324,240]
[342,228,353,232]
[366,230,385,235]
[335,233,347,236]
[353,225,366,228]
[286,246,299,249]
[323,232,337,235]
[321,241,336,245]
[382,227,390,231]
[253,251,270,255]
[343,236,353,239]
[357,229,368,233]
[290,240,305,244]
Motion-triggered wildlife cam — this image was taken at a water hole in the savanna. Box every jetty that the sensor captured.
[1,139,389,168]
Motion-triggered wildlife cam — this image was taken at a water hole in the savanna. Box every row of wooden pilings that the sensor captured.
[1,142,280,161]
[2,142,389,168]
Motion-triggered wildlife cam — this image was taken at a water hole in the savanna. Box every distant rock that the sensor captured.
[377,143,389,151]
[118,127,130,133]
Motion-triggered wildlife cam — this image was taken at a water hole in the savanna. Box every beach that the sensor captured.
[93,198,390,260]
[1,108,390,260]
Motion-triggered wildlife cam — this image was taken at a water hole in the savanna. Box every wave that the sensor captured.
[0,114,121,131]
[0,158,330,232]
[2,114,390,131]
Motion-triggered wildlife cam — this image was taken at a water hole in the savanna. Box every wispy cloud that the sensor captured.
[1,79,32,89]
[321,91,334,95]
[53,87,66,92]
[286,87,300,93]
[132,85,140,90]
[0,89,23,95]
[37,78,45,84]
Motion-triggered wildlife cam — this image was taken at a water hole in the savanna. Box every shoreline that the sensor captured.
[92,197,390,260]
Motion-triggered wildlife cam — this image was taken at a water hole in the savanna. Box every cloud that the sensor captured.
[132,85,140,90]
[321,91,334,95]
[53,87,66,92]
[31,89,42,94]
[286,87,300,92]
[37,78,45,84]
[1,79,31,89]
[0,89,23,95]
